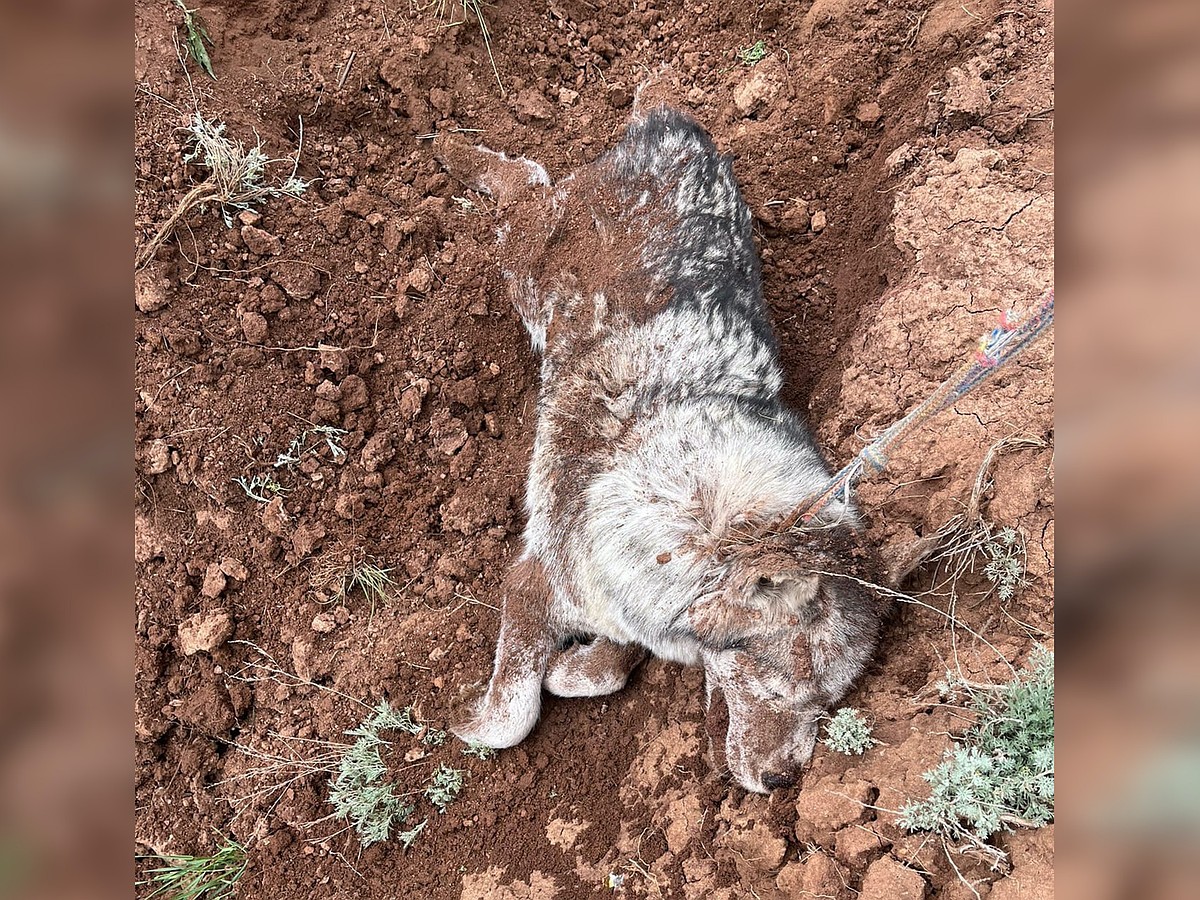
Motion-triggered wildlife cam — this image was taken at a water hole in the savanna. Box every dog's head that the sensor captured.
[690,525,885,793]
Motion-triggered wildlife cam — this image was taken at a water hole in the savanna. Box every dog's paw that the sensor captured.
[544,639,648,698]
[449,681,542,749]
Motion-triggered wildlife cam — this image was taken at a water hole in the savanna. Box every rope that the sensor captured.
[793,288,1054,526]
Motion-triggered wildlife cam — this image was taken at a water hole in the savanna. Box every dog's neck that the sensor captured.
[527,398,857,661]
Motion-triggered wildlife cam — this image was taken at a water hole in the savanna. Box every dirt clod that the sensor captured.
[943,60,993,121]
[334,492,365,520]
[178,609,234,656]
[134,515,163,564]
[240,311,269,344]
[338,374,369,411]
[138,438,172,475]
[311,612,337,634]
[859,856,928,900]
[834,824,891,868]
[406,266,434,295]
[361,431,395,472]
[318,343,349,375]
[513,88,555,125]
[241,225,282,256]
[200,563,228,599]
[271,262,321,300]
[291,522,326,558]
[260,496,289,536]
[795,776,874,842]
[855,101,882,125]
[777,852,852,900]
[733,57,784,118]
[135,268,171,312]
[220,557,249,581]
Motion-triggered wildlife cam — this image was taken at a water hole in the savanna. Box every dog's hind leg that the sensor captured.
[544,638,648,698]
[452,556,557,748]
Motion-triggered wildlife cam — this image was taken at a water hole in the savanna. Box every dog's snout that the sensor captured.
[761,770,799,791]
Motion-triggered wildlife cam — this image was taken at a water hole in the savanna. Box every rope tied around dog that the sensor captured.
[794,289,1054,526]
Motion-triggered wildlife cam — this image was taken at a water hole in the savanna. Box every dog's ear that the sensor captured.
[736,548,820,615]
[689,548,820,645]
[747,568,820,615]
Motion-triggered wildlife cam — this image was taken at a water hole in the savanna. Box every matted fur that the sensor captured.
[436,107,888,793]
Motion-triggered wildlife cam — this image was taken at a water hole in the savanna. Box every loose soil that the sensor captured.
[135,2,1054,898]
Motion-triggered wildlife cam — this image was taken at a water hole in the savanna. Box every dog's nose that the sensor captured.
[761,770,799,791]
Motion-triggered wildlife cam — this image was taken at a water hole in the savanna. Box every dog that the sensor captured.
[434,105,887,793]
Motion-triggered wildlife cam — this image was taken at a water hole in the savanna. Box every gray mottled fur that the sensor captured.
[440,108,886,793]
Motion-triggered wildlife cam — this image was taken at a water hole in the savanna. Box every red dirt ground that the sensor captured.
[135,2,1054,898]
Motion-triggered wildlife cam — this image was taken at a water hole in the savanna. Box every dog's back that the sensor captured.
[503,110,855,656]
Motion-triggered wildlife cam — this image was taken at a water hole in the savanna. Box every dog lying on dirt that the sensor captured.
[435,105,887,793]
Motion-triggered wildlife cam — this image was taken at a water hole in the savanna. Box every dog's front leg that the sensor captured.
[453,555,556,749]
[544,638,648,698]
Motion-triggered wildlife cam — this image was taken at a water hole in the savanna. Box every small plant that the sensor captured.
[223,646,461,849]
[136,113,310,268]
[313,549,396,615]
[899,649,1054,856]
[328,701,423,846]
[172,1,215,79]
[232,472,287,504]
[425,764,465,812]
[422,728,449,746]
[738,39,769,66]
[397,820,427,850]
[822,707,878,755]
[274,425,348,469]
[920,436,1044,609]
[462,742,497,760]
[982,527,1026,602]
[139,838,247,900]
